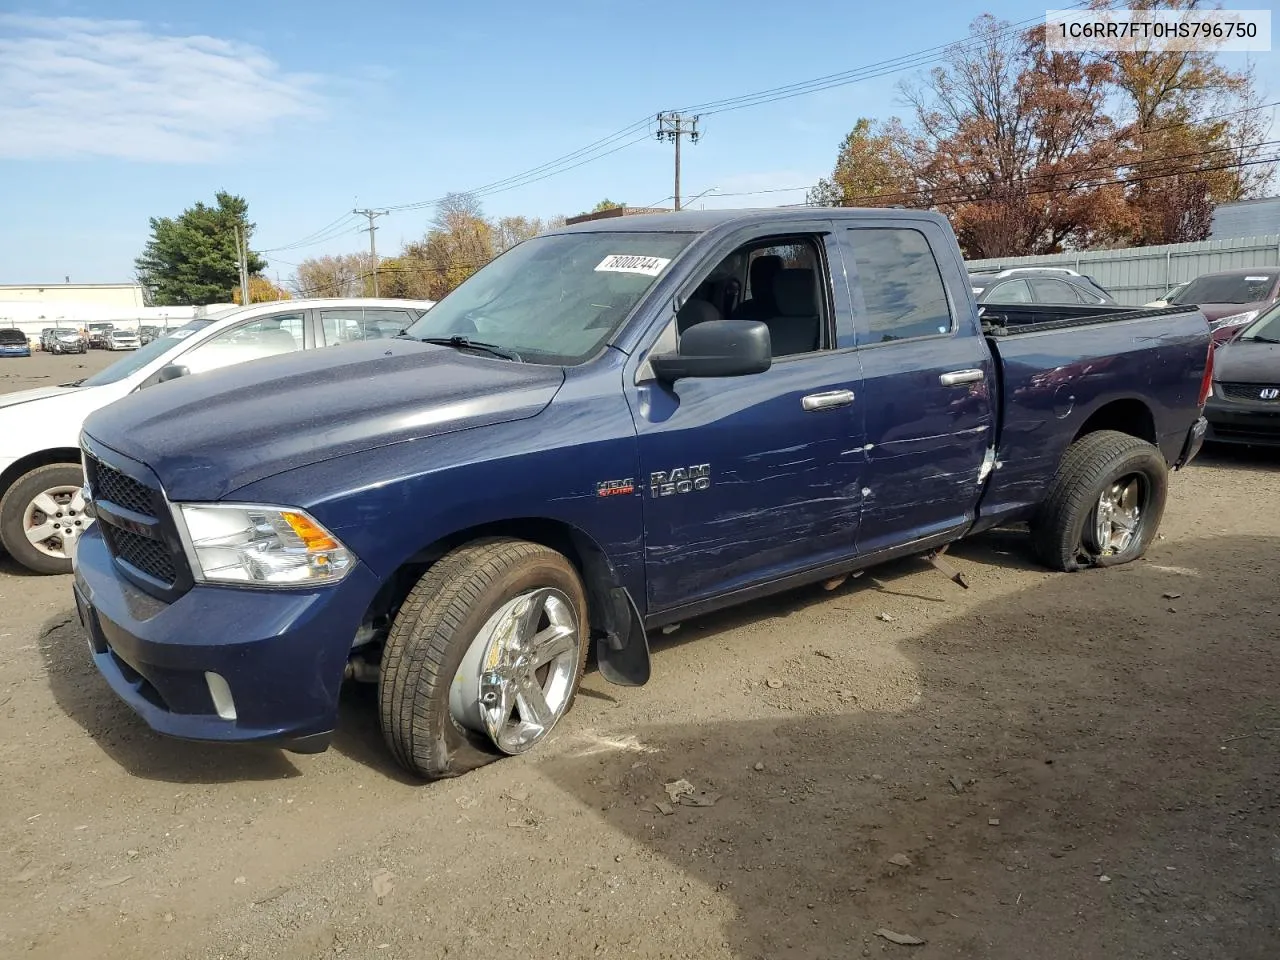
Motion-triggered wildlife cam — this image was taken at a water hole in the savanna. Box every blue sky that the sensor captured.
[0,1,1276,285]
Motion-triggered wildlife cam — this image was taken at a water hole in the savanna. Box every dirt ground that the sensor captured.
[1,349,1276,959]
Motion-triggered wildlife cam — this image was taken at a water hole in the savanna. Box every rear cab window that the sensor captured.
[846,227,954,342]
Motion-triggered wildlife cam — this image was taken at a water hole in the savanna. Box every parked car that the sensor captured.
[968,267,1117,306]
[47,328,87,354]
[86,323,115,349]
[1166,268,1280,344]
[1145,281,1189,308]
[0,328,31,358]
[106,329,141,351]
[71,208,1211,779]
[0,298,434,574]
[1204,300,1280,446]
[139,325,161,345]
[39,328,56,351]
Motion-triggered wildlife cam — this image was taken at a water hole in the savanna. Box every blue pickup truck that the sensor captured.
[72,209,1212,779]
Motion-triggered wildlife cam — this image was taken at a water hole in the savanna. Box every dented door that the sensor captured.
[841,222,994,555]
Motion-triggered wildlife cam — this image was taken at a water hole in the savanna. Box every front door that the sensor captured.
[841,221,994,555]
[629,228,866,612]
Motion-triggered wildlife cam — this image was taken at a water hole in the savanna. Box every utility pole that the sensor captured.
[234,225,250,305]
[656,112,700,211]
[354,208,389,296]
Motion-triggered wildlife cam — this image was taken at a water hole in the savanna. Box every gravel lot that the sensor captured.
[1,348,1277,960]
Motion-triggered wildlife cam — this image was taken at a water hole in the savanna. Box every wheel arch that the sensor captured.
[368,517,650,687]
[1071,398,1157,446]
[0,448,83,500]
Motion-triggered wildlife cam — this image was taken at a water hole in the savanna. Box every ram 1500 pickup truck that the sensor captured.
[72,209,1213,780]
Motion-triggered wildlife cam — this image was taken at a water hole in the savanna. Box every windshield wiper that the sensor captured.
[419,335,522,362]
[1243,335,1280,344]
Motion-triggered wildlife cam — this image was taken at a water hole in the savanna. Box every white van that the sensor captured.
[0,297,433,573]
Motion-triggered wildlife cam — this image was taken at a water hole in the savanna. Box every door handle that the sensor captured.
[802,389,855,411]
[939,369,985,387]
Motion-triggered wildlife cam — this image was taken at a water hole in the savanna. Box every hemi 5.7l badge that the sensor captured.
[596,478,635,497]
[650,464,711,497]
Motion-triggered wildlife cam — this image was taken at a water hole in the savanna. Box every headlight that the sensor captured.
[1210,310,1258,330]
[175,503,353,586]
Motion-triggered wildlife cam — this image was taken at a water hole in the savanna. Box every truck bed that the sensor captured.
[975,304,1211,529]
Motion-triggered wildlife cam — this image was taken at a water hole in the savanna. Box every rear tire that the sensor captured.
[378,538,588,780]
[1032,430,1168,572]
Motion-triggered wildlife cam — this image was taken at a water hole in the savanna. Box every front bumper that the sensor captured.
[72,523,380,750]
[1204,397,1280,447]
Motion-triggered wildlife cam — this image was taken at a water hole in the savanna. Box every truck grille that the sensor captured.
[92,461,155,515]
[1218,382,1280,403]
[84,446,192,600]
[102,525,178,585]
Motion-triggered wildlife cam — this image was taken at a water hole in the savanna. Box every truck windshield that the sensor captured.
[79,321,214,386]
[402,231,695,364]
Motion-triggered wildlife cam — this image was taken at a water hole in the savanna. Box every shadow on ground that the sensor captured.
[40,606,302,784]
[536,534,1279,960]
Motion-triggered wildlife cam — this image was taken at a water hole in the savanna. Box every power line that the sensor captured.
[261,213,362,253]
[677,2,1091,117]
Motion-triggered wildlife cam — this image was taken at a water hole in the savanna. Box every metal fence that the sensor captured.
[965,235,1280,306]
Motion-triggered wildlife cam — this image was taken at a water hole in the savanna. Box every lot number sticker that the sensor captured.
[595,254,672,277]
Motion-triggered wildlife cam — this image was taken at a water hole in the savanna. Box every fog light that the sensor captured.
[204,671,237,721]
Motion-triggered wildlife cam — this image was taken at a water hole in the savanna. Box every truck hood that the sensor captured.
[82,340,566,501]
[1213,338,1280,383]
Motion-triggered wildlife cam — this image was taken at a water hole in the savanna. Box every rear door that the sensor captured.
[840,221,994,555]
[629,224,867,611]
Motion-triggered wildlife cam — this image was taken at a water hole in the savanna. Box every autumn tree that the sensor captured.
[592,199,624,212]
[135,192,265,305]
[903,15,1127,257]
[233,275,293,305]
[808,118,914,206]
[1096,0,1276,243]
[294,253,375,298]
[493,215,547,255]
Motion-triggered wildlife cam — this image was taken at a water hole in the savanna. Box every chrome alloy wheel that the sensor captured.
[23,484,91,560]
[450,587,581,755]
[1090,474,1145,556]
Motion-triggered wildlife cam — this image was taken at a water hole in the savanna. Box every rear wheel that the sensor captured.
[0,463,89,575]
[378,539,588,779]
[1032,430,1167,572]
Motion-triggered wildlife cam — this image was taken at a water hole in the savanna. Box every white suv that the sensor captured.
[0,297,433,574]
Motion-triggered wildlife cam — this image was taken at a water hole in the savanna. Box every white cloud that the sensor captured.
[0,15,323,162]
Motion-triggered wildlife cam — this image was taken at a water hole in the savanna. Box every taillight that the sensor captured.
[1197,342,1214,408]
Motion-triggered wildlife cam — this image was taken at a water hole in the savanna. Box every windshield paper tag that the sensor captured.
[1246,276,1269,281]
[595,254,671,277]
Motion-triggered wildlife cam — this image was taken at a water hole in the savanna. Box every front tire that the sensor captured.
[1032,430,1168,572]
[0,463,89,574]
[378,538,589,780]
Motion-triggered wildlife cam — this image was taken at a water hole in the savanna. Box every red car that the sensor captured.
[1167,268,1280,345]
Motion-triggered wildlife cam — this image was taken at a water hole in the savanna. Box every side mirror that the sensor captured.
[650,320,772,382]
[156,364,190,384]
